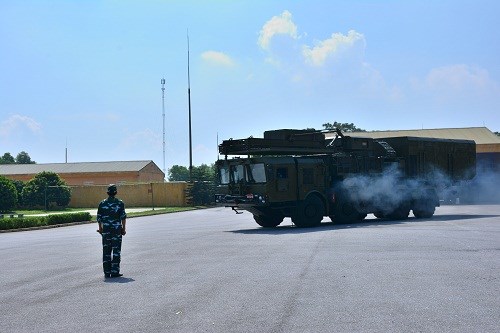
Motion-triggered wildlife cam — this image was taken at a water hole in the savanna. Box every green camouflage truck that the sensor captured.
[214,129,476,228]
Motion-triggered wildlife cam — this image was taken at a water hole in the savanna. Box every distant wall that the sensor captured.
[476,143,500,153]
[69,182,188,208]
[3,169,165,186]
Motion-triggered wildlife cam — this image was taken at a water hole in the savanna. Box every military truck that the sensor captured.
[214,129,476,227]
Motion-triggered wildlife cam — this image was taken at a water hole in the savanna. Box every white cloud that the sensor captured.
[302,30,365,66]
[256,11,390,101]
[424,64,497,93]
[0,114,42,138]
[258,10,298,50]
[119,128,161,150]
[201,51,236,67]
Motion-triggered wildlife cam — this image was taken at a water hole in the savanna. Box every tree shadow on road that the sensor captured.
[229,214,500,235]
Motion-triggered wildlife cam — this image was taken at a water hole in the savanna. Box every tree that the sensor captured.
[192,164,217,182]
[322,122,366,132]
[0,175,18,212]
[168,164,217,182]
[16,151,36,164]
[168,165,190,181]
[0,152,15,164]
[495,131,500,137]
[168,164,217,205]
[12,180,25,207]
[21,171,71,209]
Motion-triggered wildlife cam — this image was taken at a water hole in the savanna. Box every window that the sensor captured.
[219,166,230,184]
[231,165,244,183]
[246,163,266,183]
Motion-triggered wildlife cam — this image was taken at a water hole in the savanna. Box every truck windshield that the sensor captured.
[219,166,231,184]
[231,165,245,183]
[246,163,266,183]
[219,163,266,184]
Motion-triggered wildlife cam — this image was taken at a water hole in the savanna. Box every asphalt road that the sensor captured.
[1,205,499,333]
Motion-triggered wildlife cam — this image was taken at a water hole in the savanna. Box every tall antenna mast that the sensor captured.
[187,31,193,182]
[161,78,166,179]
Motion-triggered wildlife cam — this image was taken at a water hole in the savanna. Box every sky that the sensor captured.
[1,0,499,176]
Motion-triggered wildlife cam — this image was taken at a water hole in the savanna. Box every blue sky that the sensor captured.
[1,0,499,175]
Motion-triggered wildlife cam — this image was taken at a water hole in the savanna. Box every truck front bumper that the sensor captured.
[214,193,267,207]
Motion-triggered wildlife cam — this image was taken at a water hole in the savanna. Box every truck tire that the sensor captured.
[292,196,324,228]
[331,196,365,223]
[413,195,436,219]
[413,190,437,218]
[413,207,435,218]
[386,204,410,220]
[253,214,284,228]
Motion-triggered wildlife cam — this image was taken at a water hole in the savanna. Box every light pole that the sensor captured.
[187,33,193,182]
[161,78,166,179]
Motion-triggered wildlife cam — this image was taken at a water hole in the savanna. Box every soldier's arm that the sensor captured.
[97,203,103,234]
[121,218,126,235]
[120,201,127,235]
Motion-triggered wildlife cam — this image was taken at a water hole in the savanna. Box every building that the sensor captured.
[0,160,165,185]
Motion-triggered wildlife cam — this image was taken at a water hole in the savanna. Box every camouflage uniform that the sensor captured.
[97,185,127,277]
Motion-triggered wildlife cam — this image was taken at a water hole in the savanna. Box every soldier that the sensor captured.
[97,184,127,278]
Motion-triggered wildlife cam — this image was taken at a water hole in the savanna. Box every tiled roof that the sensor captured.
[0,160,162,176]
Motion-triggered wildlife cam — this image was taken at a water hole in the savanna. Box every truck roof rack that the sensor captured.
[219,129,332,156]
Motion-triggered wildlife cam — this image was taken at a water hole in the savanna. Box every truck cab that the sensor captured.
[215,155,329,227]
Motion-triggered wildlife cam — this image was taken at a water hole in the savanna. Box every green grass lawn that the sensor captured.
[13,208,94,215]
[10,207,204,219]
[125,207,200,218]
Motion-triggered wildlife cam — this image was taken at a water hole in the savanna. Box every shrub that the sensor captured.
[0,212,91,230]
[0,216,45,230]
[46,212,91,225]
[0,176,18,212]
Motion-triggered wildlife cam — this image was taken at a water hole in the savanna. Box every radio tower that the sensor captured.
[161,78,166,179]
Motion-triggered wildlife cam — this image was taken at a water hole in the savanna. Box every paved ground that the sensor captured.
[25,207,155,217]
[1,205,499,333]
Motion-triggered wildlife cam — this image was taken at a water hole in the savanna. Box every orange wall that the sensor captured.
[3,171,164,186]
[476,143,500,153]
[69,182,188,207]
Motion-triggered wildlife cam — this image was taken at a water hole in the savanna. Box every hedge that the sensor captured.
[0,212,92,230]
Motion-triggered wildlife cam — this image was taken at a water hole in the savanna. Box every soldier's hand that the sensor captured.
[121,228,126,236]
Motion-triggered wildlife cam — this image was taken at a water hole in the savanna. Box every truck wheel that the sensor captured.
[413,196,436,219]
[387,205,410,220]
[331,198,365,223]
[413,207,435,218]
[374,212,385,219]
[413,190,438,219]
[292,196,324,228]
[253,214,284,228]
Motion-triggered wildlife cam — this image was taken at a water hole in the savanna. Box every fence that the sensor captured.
[68,182,189,208]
